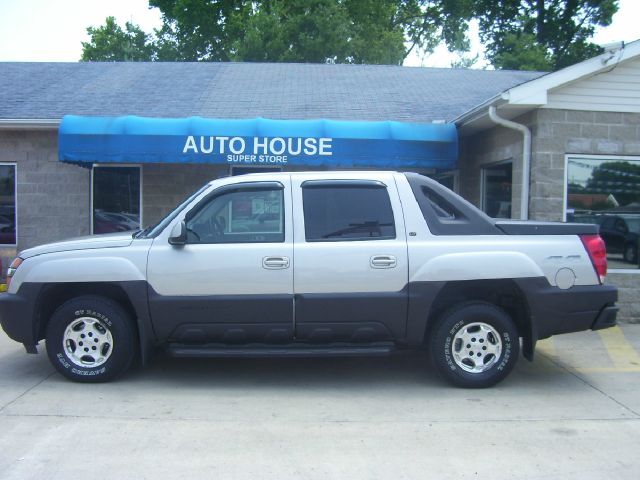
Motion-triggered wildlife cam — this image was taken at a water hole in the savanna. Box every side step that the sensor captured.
[167,342,396,358]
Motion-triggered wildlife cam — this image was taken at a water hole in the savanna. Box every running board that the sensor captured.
[167,343,395,358]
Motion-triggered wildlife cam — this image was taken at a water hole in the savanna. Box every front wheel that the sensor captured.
[430,302,519,388]
[45,295,137,383]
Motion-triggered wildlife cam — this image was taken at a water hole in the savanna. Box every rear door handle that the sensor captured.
[370,255,397,269]
[263,256,290,269]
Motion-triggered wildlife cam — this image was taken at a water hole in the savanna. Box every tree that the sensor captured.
[232,0,407,64]
[474,0,618,71]
[81,1,474,65]
[80,1,618,70]
[81,16,154,62]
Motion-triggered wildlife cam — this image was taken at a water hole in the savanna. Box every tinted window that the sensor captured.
[93,167,141,234]
[482,162,512,218]
[186,186,284,244]
[0,164,16,245]
[421,187,463,220]
[302,184,395,241]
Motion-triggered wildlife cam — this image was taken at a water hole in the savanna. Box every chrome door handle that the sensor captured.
[263,256,290,269]
[370,255,397,268]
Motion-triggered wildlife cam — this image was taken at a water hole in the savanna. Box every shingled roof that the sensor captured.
[0,62,544,123]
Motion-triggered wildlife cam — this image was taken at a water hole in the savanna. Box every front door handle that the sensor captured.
[263,256,290,269]
[370,255,397,269]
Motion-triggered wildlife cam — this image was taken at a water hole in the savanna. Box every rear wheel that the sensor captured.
[623,243,637,263]
[430,302,519,388]
[45,295,137,383]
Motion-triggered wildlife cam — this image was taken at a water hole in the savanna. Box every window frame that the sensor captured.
[300,180,397,243]
[564,153,640,274]
[90,164,143,235]
[184,181,286,245]
[0,162,17,247]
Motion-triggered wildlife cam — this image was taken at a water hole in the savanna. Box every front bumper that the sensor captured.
[0,283,41,351]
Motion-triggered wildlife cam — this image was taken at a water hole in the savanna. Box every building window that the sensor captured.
[92,166,141,234]
[566,155,640,269]
[0,164,16,245]
[302,183,395,241]
[433,171,459,192]
[482,162,512,218]
[231,166,282,176]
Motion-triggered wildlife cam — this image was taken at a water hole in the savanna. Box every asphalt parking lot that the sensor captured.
[1,325,640,479]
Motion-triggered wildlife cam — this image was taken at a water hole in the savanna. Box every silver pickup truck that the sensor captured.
[0,171,618,387]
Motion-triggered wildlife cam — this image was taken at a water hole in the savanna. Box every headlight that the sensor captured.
[6,257,23,289]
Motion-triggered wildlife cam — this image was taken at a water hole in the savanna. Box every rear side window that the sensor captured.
[302,182,395,241]
[405,173,500,236]
[422,187,463,220]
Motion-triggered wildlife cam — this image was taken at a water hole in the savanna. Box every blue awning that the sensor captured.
[59,115,458,170]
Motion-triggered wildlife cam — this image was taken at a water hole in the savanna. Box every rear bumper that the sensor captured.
[591,305,619,331]
[516,278,618,340]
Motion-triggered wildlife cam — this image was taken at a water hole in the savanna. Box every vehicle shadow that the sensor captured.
[128,348,443,389]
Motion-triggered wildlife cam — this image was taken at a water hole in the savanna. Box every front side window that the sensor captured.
[566,155,640,269]
[302,183,395,241]
[0,164,16,245]
[93,166,141,234]
[186,186,284,244]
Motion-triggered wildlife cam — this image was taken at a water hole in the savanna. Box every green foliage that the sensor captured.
[81,16,154,62]
[474,0,618,71]
[81,0,474,65]
[80,0,619,70]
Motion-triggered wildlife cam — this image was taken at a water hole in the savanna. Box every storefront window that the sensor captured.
[566,156,640,269]
[92,166,141,234]
[482,162,512,218]
[0,164,16,245]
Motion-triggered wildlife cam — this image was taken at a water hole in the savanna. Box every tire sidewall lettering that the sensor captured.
[47,296,134,383]
[73,309,112,327]
[431,304,520,387]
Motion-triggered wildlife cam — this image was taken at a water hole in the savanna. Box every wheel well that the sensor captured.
[35,283,139,342]
[424,279,531,348]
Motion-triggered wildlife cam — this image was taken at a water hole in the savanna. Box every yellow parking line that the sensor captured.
[598,326,640,370]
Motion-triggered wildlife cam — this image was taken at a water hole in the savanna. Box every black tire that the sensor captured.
[45,295,137,383]
[430,302,519,388]
[623,243,637,264]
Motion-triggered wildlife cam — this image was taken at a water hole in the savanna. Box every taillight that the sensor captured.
[580,234,607,284]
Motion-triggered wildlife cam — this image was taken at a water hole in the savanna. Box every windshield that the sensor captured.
[138,184,210,239]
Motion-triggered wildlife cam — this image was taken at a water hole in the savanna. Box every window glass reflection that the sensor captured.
[0,165,16,245]
[566,157,640,268]
[93,167,141,234]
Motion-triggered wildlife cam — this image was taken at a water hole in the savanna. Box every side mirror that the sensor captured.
[168,221,187,245]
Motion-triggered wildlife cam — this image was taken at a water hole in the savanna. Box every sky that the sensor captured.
[0,0,638,67]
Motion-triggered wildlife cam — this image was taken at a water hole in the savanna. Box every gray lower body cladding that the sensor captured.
[0,278,617,357]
